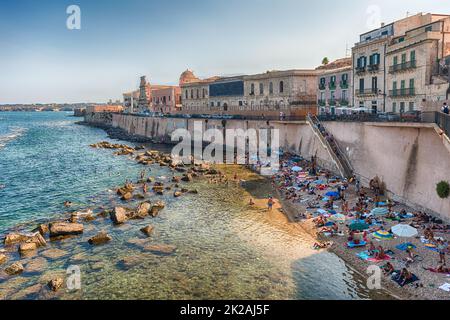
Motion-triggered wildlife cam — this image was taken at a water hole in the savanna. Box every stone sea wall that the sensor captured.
[102,113,450,220]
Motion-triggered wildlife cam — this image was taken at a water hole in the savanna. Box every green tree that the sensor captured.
[322,57,329,65]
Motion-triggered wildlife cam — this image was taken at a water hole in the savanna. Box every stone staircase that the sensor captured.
[306,114,354,179]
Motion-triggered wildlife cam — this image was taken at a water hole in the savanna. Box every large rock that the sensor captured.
[150,201,165,217]
[171,176,181,183]
[143,244,177,255]
[48,277,64,292]
[174,191,182,198]
[135,202,151,219]
[19,242,38,253]
[181,174,193,182]
[88,232,112,245]
[110,207,128,224]
[30,233,47,247]
[49,222,84,237]
[140,225,154,237]
[4,233,29,246]
[33,224,49,236]
[121,192,133,201]
[4,262,24,276]
[0,254,7,265]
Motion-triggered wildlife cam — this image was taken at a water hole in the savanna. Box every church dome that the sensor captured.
[179,69,199,85]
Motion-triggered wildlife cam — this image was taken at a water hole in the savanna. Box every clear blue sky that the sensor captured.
[0,0,448,104]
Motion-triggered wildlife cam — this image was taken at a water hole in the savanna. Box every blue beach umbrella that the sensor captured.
[373,230,394,240]
[325,191,339,198]
[291,166,302,172]
[371,207,389,216]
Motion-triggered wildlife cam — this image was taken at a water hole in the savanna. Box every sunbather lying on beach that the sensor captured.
[398,268,414,286]
[382,262,395,275]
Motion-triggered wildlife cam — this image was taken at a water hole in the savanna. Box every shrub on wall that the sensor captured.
[436,181,450,199]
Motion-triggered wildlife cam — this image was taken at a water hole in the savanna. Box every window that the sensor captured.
[359,78,365,92]
[342,90,347,100]
[210,102,214,107]
[409,102,414,111]
[269,82,273,94]
[279,81,284,93]
[399,37,405,42]
[393,102,397,113]
[401,53,407,64]
[250,83,255,95]
[259,83,264,95]
[342,73,348,82]
[330,76,336,83]
[217,102,221,107]
[381,30,389,36]
[239,101,243,106]
[168,96,171,101]
[372,77,378,91]
[410,50,416,62]
[400,102,405,113]
[393,81,397,93]
[185,90,188,99]
[425,25,433,32]
[190,89,194,99]
[409,79,415,88]
[320,77,326,84]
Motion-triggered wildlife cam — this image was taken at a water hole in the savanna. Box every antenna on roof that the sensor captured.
[345,43,351,58]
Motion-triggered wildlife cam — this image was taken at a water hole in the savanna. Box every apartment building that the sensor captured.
[316,58,353,115]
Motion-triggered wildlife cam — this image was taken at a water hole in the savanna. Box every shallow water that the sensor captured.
[0,112,392,300]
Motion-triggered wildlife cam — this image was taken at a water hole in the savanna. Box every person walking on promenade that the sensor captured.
[442,102,449,115]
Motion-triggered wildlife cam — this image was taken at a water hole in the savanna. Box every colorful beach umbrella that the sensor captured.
[391,224,418,238]
[291,166,302,172]
[370,207,388,216]
[373,230,394,240]
[349,222,370,231]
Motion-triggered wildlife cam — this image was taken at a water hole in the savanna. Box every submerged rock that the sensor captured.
[41,248,68,260]
[135,202,151,219]
[4,262,24,276]
[143,244,177,255]
[49,222,84,237]
[140,225,154,237]
[19,242,38,254]
[110,207,128,224]
[88,232,112,245]
[174,191,182,198]
[25,257,48,274]
[33,224,49,236]
[121,192,133,201]
[116,256,142,270]
[181,174,193,182]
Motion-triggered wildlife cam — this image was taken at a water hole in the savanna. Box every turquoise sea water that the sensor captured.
[0,112,391,300]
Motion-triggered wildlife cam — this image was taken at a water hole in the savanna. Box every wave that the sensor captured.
[0,127,27,149]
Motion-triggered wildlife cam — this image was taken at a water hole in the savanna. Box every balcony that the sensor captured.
[339,99,349,106]
[389,88,416,97]
[318,99,326,107]
[340,81,349,89]
[329,99,337,106]
[389,60,416,73]
[319,83,326,90]
[328,82,336,90]
[355,66,366,75]
[368,64,380,72]
[356,88,379,96]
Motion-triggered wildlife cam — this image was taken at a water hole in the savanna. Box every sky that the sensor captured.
[0,0,449,104]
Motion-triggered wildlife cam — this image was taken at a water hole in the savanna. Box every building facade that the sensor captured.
[386,15,450,113]
[316,58,353,115]
[351,13,446,114]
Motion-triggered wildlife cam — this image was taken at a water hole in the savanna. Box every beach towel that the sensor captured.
[357,251,372,260]
[347,241,367,248]
[424,243,440,252]
[396,243,417,251]
[439,283,450,292]
[391,273,419,287]
[367,255,391,263]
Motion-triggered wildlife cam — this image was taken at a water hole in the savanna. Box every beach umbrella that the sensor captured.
[373,230,394,240]
[391,224,418,238]
[325,191,339,198]
[349,222,370,231]
[330,213,346,222]
[371,207,388,216]
[291,166,302,172]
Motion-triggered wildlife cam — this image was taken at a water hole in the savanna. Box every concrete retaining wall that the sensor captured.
[107,113,450,220]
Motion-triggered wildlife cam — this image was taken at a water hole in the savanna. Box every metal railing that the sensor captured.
[435,112,450,137]
[389,60,417,73]
[356,88,379,96]
[389,88,416,97]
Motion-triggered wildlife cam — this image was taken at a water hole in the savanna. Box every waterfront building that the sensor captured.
[137,76,151,113]
[386,15,450,113]
[316,58,353,115]
[352,13,445,114]
[85,105,123,114]
[150,86,182,114]
[123,90,139,113]
[243,70,318,117]
[180,69,318,117]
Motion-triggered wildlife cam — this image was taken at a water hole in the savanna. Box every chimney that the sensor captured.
[381,22,385,28]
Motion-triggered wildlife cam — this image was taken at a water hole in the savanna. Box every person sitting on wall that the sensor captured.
[442,102,449,114]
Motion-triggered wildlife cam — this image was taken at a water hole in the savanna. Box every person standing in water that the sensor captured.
[267,196,274,211]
